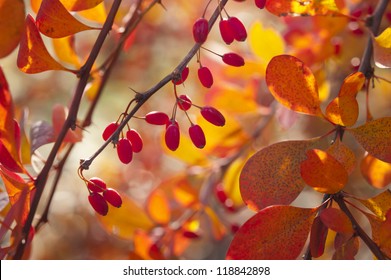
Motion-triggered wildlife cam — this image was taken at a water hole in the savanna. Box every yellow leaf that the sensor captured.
[361,154,391,189]
[0,0,25,58]
[222,156,248,208]
[265,0,340,16]
[77,2,107,24]
[249,21,285,67]
[357,190,391,219]
[266,55,323,116]
[373,27,391,68]
[52,36,81,68]
[146,188,171,225]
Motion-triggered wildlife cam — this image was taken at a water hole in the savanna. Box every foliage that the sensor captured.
[0,0,390,260]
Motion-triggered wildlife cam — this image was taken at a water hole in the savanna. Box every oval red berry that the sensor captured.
[228,17,247,41]
[87,177,107,193]
[145,111,169,125]
[117,138,133,164]
[88,193,109,216]
[103,188,122,208]
[193,18,209,43]
[172,66,189,85]
[126,129,143,153]
[222,52,245,67]
[200,106,226,126]
[255,0,267,9]
[102,122,119,141]
[189,124,206,149]
[219,19,234,45]
[177,94,192,111]
[165,122,180,151]
[198,66,213,88]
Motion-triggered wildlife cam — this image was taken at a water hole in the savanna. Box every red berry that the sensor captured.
[117,138,133,164]
[102,122,119,141]
[172,66,189,85]
[88,193,109,216]
[255,0,267,9]
[228,17,247,42]
[177,94,192,111]
[222,52,245,67]
[200,106,226,126]
[193,18,209,43]
[103,188,122,208]
[126,129,143,153]
[182,231,200,239]
[219,19,234,45]
[189,124,206,149]
[145,111,169,125]
[197,66,214,88]
[214,184,228,204]
[87,177,107,193]
[165,122,180,151]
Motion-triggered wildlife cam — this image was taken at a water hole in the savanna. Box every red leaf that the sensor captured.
[226,205,317,259]
[0,0,25,58]
[17,15,70,73]
[320,207,354,233]
[310,216,329,258]
[240,139,318,211]
[36,0,97,38]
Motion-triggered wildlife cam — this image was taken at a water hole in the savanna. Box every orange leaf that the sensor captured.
[320,207,354,233]
[132,230,165,260]
[226,205,317,259]
[204,206,227,240]
[146,188,171,225]
[332,233,359,260]
[0,68,16,154]
[326,138,356,175]
[97,194,154,240]
[0,0,25,58]
[361,154,391,189]
[372,27,391,68]
[265,0,340,17]
[77,2,107,24]
[240,139,318,211]
[17,15,70,73]
[36,0,97,38]
[348,117,391,163]
[52,36,81,68]
[60,0,104,11]
[266,55,323,116]
[301,149,348,194]
[365,212,391,258]
[325,72,365,126]
[310,216,329,258]
[357,190,391,219]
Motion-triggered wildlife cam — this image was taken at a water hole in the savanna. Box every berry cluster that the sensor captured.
[86,177,122,216]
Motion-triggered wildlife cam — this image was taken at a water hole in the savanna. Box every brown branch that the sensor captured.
[13,0,123,260]
[333,193,387,260]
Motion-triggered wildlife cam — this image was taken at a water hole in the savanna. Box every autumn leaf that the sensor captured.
[52,36,81,68]
[226,205,317,259]
[265,0,340,17]
[357,190,391,219]
[365,212,391,258]
[373,27,391,68]
[61,0,104,11]
[146,188,171,225]
[17,15,71,73]
[326,138,356,175]
[361,154,391,189]
[320,207,354,233]
[52,104,82,143]
[266,55,323,116]
[77,2,107,24]
[98,194,154,240]
[240,139,318,211]
[310,216,329,258]
[333,233,359,259]
[348,117,391,163]
[131,230,165,260]
[325,72,365,126]
[36,0,98,38]
[300,149,348,194]
[0,0,25,58]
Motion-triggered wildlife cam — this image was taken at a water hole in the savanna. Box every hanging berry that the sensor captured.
[177,94,192,111]
[198,66,214,88]
[222,52,245,67]
[201,106,226,126]
[88,192,109,216]
[219,19,235,45]
[126,129,143,153]
[117,138,133,164]
[145,111,170,125]
[228,17,247,42]
[189,124,206,149]
[193,18,209,43]
[165,121,180,151]
[172,66,189,85]
[102,122,119,141]
[103,188,123,208]
[87,177,107,193]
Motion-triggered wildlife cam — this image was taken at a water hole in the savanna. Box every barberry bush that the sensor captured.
[0,0,390,260]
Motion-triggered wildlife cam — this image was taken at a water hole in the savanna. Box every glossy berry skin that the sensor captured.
[255,0,267,9]
[103,188,122,208]
[145,111,169,125]
[198,66,214,88]
[177,94,192,111]
[117,138,133,164]
[201,106,226,126]
[219,19,234,45]
[172,67,189,85]
[222,53,245,67]
[87,177,107,193]
[88,192,109,216]
[165,122,180,151]
[102,122,119,141]
[193,18,209,43]
[228,17,247,41]
[189,124,206,149]
[126,129,143,153]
